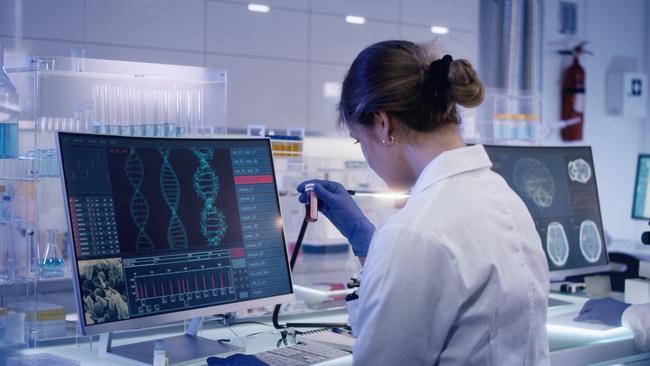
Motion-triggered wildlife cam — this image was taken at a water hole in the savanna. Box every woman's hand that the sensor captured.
[574,297,631,326]
[297,180,375,257]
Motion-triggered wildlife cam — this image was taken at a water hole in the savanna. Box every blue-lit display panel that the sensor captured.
[58,133,292,333]
[633,155,650,220]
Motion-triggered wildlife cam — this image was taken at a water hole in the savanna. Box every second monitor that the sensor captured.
[632,154,650,220]
[483,145,609,279]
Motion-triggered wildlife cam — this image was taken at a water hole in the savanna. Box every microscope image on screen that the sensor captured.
[78,258,130,325]
[107,147,242,255]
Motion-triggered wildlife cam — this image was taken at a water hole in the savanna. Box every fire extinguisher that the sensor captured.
[559,41,592,141]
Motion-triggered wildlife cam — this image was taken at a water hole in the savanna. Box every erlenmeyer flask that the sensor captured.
[38,229,64,278]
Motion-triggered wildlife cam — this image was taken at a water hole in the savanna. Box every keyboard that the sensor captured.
[253,343,351,366]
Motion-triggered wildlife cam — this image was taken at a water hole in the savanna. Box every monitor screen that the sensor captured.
[632,154,650,220]
[483,145,609,277]
[58,133,293,334]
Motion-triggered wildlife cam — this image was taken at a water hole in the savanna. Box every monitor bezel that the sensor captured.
[632,154,650,220]
[57,132,296,335]
[483,144,611,280]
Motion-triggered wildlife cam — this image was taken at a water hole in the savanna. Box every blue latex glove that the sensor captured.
[574,297,632,327]
[297,180,375,257]
[206,354,269,366]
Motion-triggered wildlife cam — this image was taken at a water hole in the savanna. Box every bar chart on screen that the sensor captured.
[123,250,237,317]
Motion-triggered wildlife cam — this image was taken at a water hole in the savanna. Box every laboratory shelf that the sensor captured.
[1,55,228,352]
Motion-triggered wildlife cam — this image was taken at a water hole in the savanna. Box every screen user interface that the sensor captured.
[59,133,292,327]
[483,145,608,272]
[632,155,650,220]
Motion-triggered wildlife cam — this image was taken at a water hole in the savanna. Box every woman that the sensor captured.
[298,41,550,365]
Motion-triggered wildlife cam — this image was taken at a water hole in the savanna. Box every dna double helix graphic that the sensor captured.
[125,148,155,252]
[191,148,228,246]
[159,148,189,249]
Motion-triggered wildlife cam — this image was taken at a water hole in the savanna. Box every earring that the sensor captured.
[381,136,395,145]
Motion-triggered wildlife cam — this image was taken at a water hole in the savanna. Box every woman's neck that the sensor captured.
[401,126,466,183]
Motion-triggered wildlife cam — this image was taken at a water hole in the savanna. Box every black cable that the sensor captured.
[273,218,349,330]
[273,218,309,328]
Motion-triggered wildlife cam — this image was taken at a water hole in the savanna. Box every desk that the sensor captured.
[547,293,650,365]
[5,301,650,366]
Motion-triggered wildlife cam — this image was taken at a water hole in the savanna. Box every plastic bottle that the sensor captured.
[153,340,169,366]
[0,44,19,158]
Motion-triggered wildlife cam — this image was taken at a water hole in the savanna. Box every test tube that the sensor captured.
[304,183,318,222]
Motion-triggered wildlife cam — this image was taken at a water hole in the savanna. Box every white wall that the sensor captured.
[0,0,479,135]
[542,0,649,241]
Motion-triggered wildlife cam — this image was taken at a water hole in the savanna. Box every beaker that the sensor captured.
[38,229,65,278]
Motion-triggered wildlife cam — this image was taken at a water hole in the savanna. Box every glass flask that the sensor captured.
[38,229,65,278]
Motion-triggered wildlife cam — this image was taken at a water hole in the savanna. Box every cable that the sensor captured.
[273,218,349,330]
[273,218,309,328]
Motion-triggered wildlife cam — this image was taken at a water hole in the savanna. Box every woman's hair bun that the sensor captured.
[448,59,484,108]
[338,40,485,133]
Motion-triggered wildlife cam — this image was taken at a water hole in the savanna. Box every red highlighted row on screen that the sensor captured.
[234,175,273,185]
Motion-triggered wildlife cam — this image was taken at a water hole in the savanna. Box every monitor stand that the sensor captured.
[98,317,244,365]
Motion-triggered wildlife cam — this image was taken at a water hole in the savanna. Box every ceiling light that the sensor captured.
[248,3,270,13]
[345,15,366,25]
[430,26,449,34]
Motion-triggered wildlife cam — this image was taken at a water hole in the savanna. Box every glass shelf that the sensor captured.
[1,55,228,350]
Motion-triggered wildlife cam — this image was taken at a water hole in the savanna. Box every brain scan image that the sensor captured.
[579,220,603,263]
[568,158,592,184]
[512,158,556,208]
[546,222,569,267]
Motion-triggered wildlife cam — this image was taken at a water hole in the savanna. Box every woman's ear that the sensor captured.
[372,111,395,144]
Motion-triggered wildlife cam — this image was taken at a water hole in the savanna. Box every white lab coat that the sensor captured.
[347,145,550,365]
[623,304,650,352]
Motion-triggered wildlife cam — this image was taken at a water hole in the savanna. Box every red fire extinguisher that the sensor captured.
[559,41,591,141]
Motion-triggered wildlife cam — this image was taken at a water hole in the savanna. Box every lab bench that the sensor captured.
[4,294,650,366]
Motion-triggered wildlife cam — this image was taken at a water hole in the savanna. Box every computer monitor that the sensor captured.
[483,145,610,279]
[632,154,650,220]
[57,133,294,363]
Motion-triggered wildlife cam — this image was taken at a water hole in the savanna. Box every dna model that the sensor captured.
[125,148,155,252]
[159,148,189,249]
[191,148,228,246]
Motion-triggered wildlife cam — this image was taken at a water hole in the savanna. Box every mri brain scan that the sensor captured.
[568,158,592,184]
[546,222,569,267]
[512,158,556,208]
[579,220,603,263]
